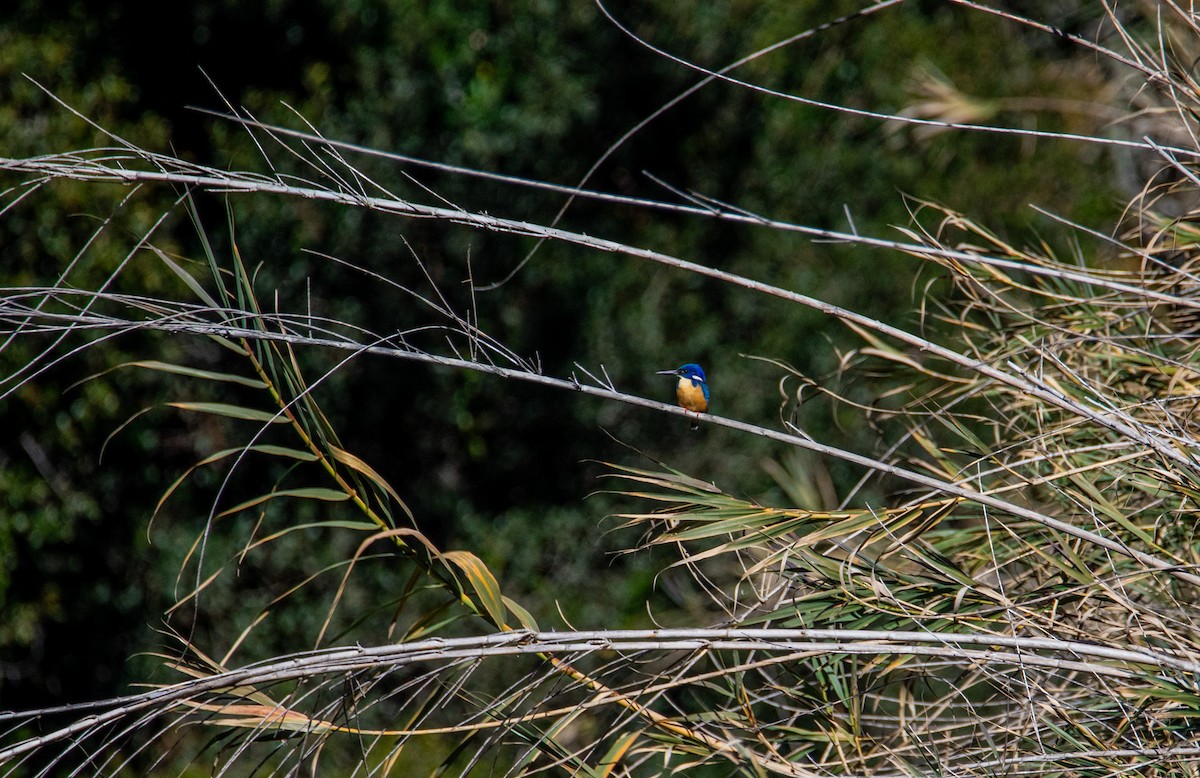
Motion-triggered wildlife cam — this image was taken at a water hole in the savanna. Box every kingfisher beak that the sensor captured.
[655,369,677,376]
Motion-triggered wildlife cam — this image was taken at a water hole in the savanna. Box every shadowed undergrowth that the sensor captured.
[6,3,1200,776]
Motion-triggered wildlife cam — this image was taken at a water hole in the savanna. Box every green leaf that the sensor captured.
[126,360,266,388]
[247,445,320,462]
[1068,473,1159,549]
[331,445,414,521]
[217,487,350,518]
[246,520,378,551]
[154,444,318,519]
[444,550,508,628]
[150,243,221,308]
[502,595,539,631]
[167,402,287,424]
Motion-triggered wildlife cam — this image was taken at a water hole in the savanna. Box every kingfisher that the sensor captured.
[656,363,709,430]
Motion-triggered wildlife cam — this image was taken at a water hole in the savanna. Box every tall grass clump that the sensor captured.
[5,3,1200,776]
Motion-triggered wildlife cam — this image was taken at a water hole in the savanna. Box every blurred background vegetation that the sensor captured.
[1,0,1131,735]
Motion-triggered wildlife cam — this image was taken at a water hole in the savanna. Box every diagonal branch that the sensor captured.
[3,292,1197,586]
[3,154,1196,476]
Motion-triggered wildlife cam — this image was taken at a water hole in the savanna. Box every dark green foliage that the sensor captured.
[0,0,1123,739]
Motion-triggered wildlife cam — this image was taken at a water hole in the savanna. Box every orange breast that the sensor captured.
[676,379,709,413]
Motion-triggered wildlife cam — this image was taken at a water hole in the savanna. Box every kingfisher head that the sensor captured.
[656,363,707,384]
